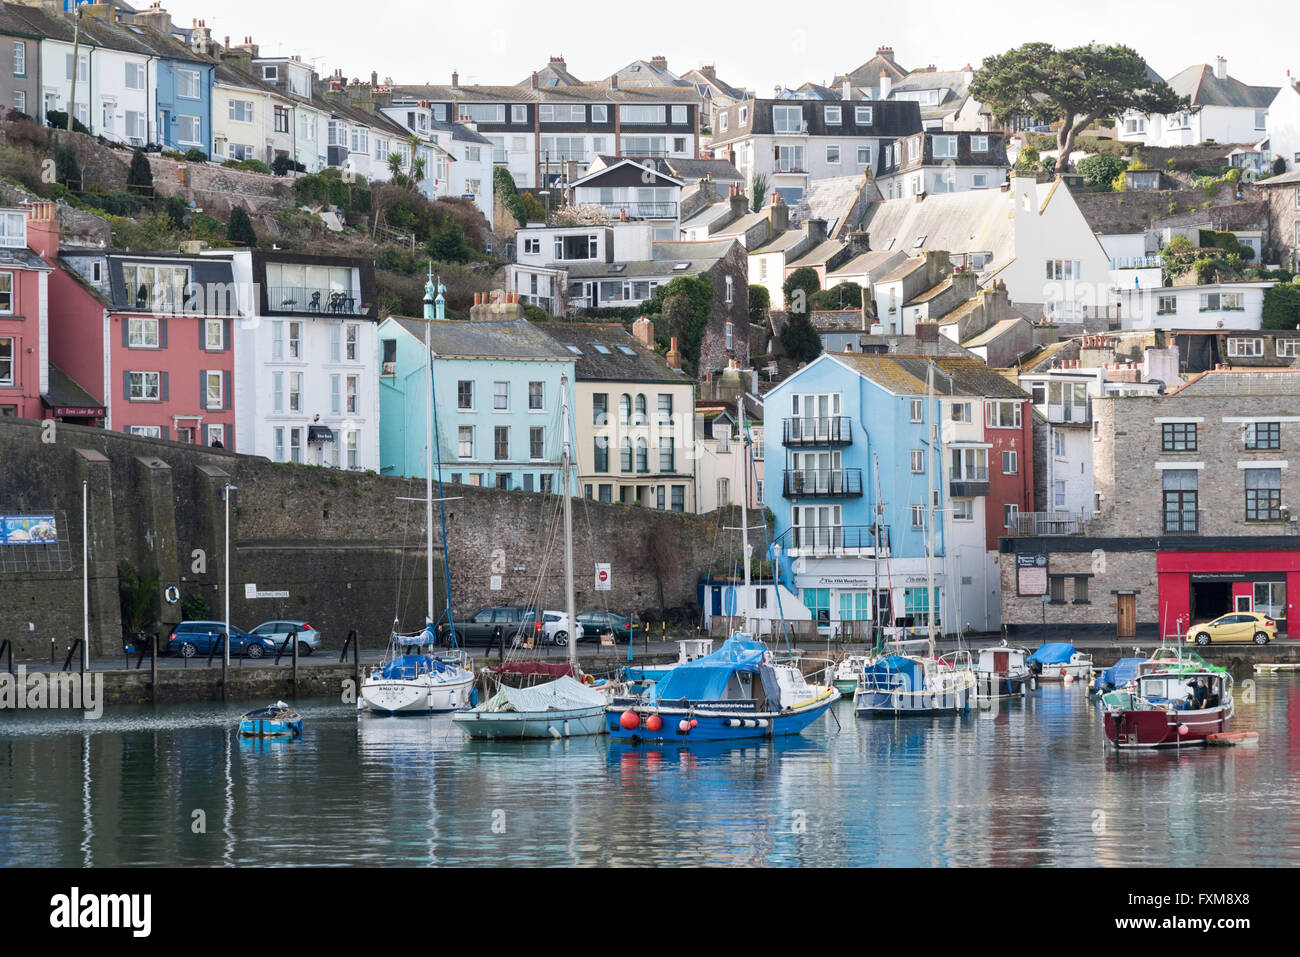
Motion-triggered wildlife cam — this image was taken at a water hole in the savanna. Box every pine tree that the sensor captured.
[126,148,153,195]
[227,206,257,247]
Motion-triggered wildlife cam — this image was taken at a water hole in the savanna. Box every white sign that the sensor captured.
[244,583,290,599]
[595,563,611,591]
[489,575,502,591]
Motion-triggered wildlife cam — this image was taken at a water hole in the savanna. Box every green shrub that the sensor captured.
[1077,153,1127,190]
[184,148,209,162]
[126,148,153,194]
[221,158,272,175]
[46,110,91,135]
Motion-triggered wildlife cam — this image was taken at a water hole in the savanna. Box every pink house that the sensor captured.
[40,209,239,445]
[0,205,56,420]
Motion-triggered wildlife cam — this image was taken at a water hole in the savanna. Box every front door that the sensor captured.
[1235,595,1253,612]
[1117,593,1136,638]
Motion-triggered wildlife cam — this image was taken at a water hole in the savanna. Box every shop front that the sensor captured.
[1156,549,1300,636]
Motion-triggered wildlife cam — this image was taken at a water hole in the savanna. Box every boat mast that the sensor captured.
[424,267,437,634]
[739,398,751,635]
[561,375,577,672]
[926,363,937,653]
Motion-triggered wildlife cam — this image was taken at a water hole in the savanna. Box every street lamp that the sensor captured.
[538,190,550,224]
[221,484,237,671]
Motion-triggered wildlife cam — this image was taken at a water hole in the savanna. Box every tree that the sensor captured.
[1077,153,1126,190]
[126,148,153,195]
[970,43,1187,174]
[226,205,257,247]
[749,172,769,213]
[782,266,820,315]
[117,563,159,638]
[1262,282,1300,331]
[748,283,770,325]
[1013,145,1039,172]
[1160,235,1197,280]
[1273,156,1288,177]
[812,281,864,310]
[53,144,81,189]
[644,517,676,618]
[780,310,823,363]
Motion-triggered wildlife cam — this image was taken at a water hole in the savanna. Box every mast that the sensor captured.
[926,363,937,652]
[872,451,882,652]
[561,375,577,672]
[739,398,751,634]
[423,267,437,634]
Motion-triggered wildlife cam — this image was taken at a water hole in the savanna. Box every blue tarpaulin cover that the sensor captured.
[394,628,437,647]
[1028,642,1077,665]
[381,654,446,680]
[1094,657,1146,692]
[648,634,766,704]
[861,655,923,691]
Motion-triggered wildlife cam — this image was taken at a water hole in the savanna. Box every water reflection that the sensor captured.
[0,681,1296,867]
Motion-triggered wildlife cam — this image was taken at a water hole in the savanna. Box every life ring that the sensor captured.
[582,673,594,686]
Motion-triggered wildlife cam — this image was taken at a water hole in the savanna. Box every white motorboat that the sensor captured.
[973,643,1036,699]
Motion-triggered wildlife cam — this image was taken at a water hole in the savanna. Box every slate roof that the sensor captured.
[0,245,52,271]
[1164,65,1278,110]
[830,249,906,279]
[517,59,585,88]
[665,157,743,181]
[536,322,684,384]
[680,68,748,102]
[962,317,1026,348]
[860,188,1022,272]
[1256,168,1300,188]
[832,353,1028,397]
[1167,368,1300,397]
[391,84,696,103]
[390,317,572,360]
[604,59,693,88]
[875,256,927,284]
[788,238,846,267]
[42,363,104,412]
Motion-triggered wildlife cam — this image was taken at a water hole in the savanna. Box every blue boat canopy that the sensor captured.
[648,634,766,704]
[381,654,446,680]
[1095,657,1146,691]
[1028,642,1077,665]
[861,655,924,690]
[394,628,437,647]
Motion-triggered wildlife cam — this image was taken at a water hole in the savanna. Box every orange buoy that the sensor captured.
[646,714,663,732]
[619,709,640,731]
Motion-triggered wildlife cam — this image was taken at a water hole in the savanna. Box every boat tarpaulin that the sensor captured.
[476,676,606,714]
[381,654,446,679]
[1028,642,1077,665]
[861,655,923,691]
[1095,657,1146,691]
[394,628,436,647]
[648,634,767,704]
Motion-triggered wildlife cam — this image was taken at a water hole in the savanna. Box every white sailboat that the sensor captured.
[453,373,610,738]
[359,271,474,715]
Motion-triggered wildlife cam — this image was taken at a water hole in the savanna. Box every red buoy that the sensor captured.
[646,714,663,732]
[619,709,640,731]
[689,719,698,728]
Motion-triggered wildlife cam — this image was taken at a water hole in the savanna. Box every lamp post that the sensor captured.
[221,483,237,673]
[538,190,550,224]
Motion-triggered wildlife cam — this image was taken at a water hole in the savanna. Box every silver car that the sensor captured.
[249,620,322,656]
[541,611,571,646]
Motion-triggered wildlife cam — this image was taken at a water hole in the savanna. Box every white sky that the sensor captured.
[164,0,1290,94]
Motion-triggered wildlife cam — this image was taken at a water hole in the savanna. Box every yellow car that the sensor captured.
[1184,612,1277,646]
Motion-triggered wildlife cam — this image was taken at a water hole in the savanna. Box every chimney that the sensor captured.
[880,74,892,99]
[451,70,460,88]
[610,73,618,89]
[768,193,789,233]
[923,249,950,287]
[650,56,668,72]
[841,79,852,101]
[876,45,894,64]
[667,337,682,370]
[806,217,828,245]
[962,64,975,86]
[23,201,58,260]
[952,268,978,303]
[1215,56,1227,80]
[700,65,716,79]
[915,321,940,343]
[847,230,870,256]
[632,317,655,347]
[531,71,539,90]
[729,185,748,220]
[550,56,567,72]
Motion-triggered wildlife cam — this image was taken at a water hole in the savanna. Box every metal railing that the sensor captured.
[593,201,678,219]
[950,467,988,482]
[267,286,364,314]
[1161,509,1204,535]
[1046,404,1090,424]
[1009,512,1086,536]
[783,417,852,446]
[1110,255,1162,269]
[776,524,890,555]
[782,468,863,497]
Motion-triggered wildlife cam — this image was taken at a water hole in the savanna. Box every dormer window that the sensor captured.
[0,211,26,247]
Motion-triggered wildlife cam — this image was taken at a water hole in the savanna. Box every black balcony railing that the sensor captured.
[776,524,890,555]
[268,286,365,315]
[1162,509,1203,535]
[782,468,863,497]
[783,417,851,446]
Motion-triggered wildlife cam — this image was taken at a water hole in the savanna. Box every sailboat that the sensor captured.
[606,397,838,742]
[853,361,974,717]
[453,374,610,738]
[359,271,475,715]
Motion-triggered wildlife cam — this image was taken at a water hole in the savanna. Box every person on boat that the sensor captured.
[1191,678,1209,710]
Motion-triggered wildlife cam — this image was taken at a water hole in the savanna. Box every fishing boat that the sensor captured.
[1027,642,1093,682]
[238,701,303,738]
[453,373,616,738]
[833,654,874,696]
[1090,656,1148,697]
[972,643,1035,700]
[607,633,838,742]
[853,641,975,717]
[359,272,474,716]
[1102,669,1234,748]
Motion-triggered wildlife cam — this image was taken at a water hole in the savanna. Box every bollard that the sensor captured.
[291,625,299,699]
[151,633,158,706]
[495,625,504,665]
[661,621,666,643]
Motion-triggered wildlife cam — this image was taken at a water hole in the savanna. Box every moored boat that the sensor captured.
[1028,642,1093,682]
[973,643,1035,699]
[238,701,303,738]
[1102,669,1233,749]
[833,653,874,696]
[853,648,975,717]
[455,675,608,739]
[359,636,475,714]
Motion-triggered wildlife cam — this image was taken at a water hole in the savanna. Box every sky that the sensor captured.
[163,0,1291,93]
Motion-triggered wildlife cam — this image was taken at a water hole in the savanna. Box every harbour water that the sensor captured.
[2,676,1297,867]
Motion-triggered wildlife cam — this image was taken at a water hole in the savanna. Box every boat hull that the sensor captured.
[834,679,859,697]
[973,671,1035,700]
[854,682,972,717]
[238,717,302,737]
[453,705,606,739]
[1104,702,1233,748]
[358,673,475,714]
[606,688,837,743]
[1036,662,1092,682]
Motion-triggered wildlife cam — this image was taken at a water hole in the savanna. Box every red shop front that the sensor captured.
[1157,549,1300,636]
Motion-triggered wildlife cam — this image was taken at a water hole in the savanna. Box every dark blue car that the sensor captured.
[167,621,276,658]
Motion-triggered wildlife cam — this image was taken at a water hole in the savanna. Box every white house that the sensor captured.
[1118,58,1277,149]
[1117,280,1275,331]
[1266,76,1300,174]
[570,157,682,241]
[1018,368,1104,523]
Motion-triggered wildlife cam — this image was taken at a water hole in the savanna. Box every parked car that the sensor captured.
[438,606,540,647]
[541,611,571,646]
[575,610,637,642]
[167,621,276,658]
[249,620,322,656]
[1184,612,1277,645]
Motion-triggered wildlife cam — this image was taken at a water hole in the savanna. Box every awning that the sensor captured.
[41,364,104,418]
[307,426,335,444]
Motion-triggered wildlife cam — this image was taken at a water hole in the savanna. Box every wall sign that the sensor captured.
[595,563,611,591]
[245,583,290,599]
[1016,554,1048,596]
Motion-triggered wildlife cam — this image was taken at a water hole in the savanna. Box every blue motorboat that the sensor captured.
[238,701,303,738]
[607,634,838,743]
[853,650,975,717]
[1027,642,1094,682]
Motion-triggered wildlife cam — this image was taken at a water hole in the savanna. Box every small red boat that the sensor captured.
[1102,670,1233,749]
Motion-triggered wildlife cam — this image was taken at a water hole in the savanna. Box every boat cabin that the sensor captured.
[1136,671,1228,711]
[976,646,1029,675]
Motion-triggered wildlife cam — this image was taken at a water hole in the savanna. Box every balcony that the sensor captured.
[783,417,851,447]
[1009,512,1086,536]
[268,286,365,315]
[595,201,678,220]
[782,469,863,498]
[1110,255,1162,269]
[949,465,988,499]
[1046,404,1090,425]
[1161,509,1204,536]
[776,524,890,558]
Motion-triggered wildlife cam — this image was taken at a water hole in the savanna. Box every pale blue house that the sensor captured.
[378,288,576,490]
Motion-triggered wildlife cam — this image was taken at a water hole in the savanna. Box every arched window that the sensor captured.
[619,393,631,426]
[621,437,633,472]
[634,394,647,425]
[635,437,648,472]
